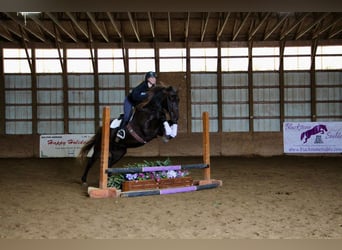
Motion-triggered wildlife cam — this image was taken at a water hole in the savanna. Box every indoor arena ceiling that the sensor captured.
[0,12,341,46]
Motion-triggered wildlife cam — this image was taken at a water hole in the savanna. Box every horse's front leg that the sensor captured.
[108,147,127,168]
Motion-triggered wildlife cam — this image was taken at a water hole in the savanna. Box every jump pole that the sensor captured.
[88,106,119,198]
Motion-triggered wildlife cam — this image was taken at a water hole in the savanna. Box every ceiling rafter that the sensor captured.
[295,12,330,40]
[313,16,342,39]
[0,12,340,44]
[4,12,45,42]
[86,12,109,42]
[147,12,155,38]
[66,12,89,39]
[3,23,28,42]
[249,12,270,41]
[264,13,290,40]
[106,12,122,39]
[201,12,210,42]
[185,12,190,40]
[28,14,57,41]
[329,25,342,39]
[233,12,251,41]
[280,12,310,40]
[0,22,14,41]
[127,12,140,42]
[168,12,172,42]
[46,12,77,42]
[216,12,230,41]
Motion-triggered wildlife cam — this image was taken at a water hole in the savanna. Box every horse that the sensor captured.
[78,85,180,185]
[300,124,328,144]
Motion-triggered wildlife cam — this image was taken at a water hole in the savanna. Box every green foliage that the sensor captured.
[107,158,172,189]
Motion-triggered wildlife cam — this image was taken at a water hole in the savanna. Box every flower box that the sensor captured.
[158,177,193,189]
[122,177,193,192]
[122,179,158,192]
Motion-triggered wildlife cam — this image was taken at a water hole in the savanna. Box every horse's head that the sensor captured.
[138,85,179,124]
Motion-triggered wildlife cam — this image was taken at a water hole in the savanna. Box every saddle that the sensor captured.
[110,114,124,129]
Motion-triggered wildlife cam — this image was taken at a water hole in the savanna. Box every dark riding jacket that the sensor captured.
[127,81,150,105]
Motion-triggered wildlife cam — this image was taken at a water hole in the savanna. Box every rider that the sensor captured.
[116,71,157,139]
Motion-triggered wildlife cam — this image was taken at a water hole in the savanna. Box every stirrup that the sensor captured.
[117,129,126,139]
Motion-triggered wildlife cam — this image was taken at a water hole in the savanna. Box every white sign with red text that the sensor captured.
[283,122,342,153]
[40,134,94,158]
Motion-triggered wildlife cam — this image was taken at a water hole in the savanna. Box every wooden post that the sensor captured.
[99,106,110,189]
[202,112,210,180]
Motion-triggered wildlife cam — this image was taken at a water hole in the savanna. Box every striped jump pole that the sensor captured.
[106,163,209,174]
[121,182,221,198]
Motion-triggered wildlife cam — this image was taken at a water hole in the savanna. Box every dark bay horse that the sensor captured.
[78,85,180,185]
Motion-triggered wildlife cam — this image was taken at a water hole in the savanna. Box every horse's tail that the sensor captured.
[77,134,97,163]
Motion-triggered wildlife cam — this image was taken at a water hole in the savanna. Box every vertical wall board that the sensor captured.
[129,74,144,88]
[99,74,125,88]
[284,72,310,86]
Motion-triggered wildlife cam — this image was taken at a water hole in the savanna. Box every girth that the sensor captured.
[126,123,147,144]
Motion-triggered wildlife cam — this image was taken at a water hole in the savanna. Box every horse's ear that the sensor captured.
[166,86,179,95]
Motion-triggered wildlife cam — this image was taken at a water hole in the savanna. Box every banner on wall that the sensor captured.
[283,122,342,153]
[40,134,94,158]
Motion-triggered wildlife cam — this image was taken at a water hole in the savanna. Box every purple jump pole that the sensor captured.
[120,183,220,198]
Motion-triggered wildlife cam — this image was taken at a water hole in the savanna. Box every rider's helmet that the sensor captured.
[145,71,157,81]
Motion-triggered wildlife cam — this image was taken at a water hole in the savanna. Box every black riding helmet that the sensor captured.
[145,71,157,81]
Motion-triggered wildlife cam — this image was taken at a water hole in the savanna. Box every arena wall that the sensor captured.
[0,133,284,158]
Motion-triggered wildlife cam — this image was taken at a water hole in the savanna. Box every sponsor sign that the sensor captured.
[283,122,342,153]
[40,134,93,158]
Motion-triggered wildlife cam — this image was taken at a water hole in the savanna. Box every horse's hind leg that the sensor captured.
[81,150,100,185]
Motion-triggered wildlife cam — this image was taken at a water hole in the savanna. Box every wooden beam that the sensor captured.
[19,26,32,72]
[280,12,310,40]
[46,12,77,42]
[168,12,172,42]
[216,12,230,41]
[128,12,140,42]
[99,107,110,190]
[295,13,330,40]
[147,12,155,38]
[185,12,190,40]
[249,12,270,40]
[66,12,89,39]
[329,26,342,39]
[233,12,250,41]
[4,12,45,42]
[106,12,122,39]
[0,22,14,41]
[313,16,342,39]
[86,12,109,42]
[202,112,210,181]
[201,12,210,42]
[28,14,57,41]
[264,13,289,40]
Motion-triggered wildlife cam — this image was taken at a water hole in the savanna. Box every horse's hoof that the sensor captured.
[162,136,169,143]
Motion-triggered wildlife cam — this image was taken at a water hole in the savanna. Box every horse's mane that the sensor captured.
[136,84,172,109]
